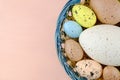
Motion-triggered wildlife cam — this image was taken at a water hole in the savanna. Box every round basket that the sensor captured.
[55,0,87,80]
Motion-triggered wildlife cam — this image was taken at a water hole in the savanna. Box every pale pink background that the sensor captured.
[0,0,71,80]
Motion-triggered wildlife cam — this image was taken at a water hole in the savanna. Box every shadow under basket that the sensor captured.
[55,0,88,80]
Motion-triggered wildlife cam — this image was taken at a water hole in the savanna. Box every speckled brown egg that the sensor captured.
[75,60,102,80]
[90,0,120,24]
[103,66,120,80]
[65,39,84,61]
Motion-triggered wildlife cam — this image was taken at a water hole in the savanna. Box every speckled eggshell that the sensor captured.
[72,4,97,28]
[65,39,84,61]
[90,0,120,24]
[103,66,120,80]
[63,21,83,38]
[75,60,102,80]
[79,24,120,66]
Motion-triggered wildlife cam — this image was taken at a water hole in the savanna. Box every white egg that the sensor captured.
[79,24,120,66]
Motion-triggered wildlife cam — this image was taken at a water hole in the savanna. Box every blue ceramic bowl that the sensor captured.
[55,0,87,80]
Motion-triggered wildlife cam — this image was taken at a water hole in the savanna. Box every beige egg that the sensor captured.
[103,66,120,80]
[65,39,84,61]
[75,60,102,80]
[90,0,120,24]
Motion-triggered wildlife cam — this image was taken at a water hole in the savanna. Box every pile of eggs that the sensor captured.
[60,0,120,80]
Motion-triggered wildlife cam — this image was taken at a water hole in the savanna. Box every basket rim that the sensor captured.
[55,0,87,80]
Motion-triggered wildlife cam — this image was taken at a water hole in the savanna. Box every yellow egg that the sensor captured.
[72,4,97,28]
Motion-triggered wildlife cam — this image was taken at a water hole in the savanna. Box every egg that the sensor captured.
[65,39,84,61]
[63,21,83,38]
[79,24,120,66]
[75,59,102,80]
[103,66,120,80]
[90,0,120,24]
[72,4,97,28]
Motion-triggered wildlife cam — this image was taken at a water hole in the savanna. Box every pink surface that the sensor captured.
[0,0,70,80]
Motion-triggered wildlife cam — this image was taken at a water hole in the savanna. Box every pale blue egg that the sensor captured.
[63,21,83,38]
